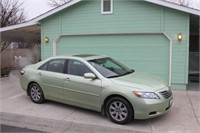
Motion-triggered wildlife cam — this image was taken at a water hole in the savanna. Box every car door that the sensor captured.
[37,59,67,101]
[63,59,102,110]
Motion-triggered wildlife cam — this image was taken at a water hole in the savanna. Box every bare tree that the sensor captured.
[47,0,72,7]
[0,0,26,53]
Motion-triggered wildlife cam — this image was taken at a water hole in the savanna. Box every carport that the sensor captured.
[0,22,41,69]
[0,22,41,43]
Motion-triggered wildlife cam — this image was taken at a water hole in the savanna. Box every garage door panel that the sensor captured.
[59,47,168,59]
[57,34,169,81]
[127,61,168,71]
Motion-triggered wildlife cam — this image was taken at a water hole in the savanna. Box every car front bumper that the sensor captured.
[133,96,173,119]
[131,86,173,120]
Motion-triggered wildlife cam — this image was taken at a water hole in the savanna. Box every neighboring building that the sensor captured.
[0,0,199,90]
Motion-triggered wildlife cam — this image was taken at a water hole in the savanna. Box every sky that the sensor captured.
[20,0,53,20]
[21,0,200,20]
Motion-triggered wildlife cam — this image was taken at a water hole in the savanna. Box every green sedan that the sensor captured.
[20,54,173,124]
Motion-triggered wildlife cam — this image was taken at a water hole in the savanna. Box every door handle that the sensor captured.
[65,77,70,81]
[37,72,42,76]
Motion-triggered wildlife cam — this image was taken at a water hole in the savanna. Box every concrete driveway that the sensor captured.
[0,73,200,133]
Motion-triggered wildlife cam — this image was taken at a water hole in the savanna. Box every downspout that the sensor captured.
[163,32,172,87]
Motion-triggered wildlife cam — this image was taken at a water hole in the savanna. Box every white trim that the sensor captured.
[53,35,61,56]
[144,0,200,16]
[101,0,113,14]
[163,32,172,87]
[0,22,38,32]
[52,32,172,86]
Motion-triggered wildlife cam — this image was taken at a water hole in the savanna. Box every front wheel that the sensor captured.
[106,97,133,124]
[29,83,45,104]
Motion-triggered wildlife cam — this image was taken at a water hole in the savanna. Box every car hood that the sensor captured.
[110,72,168,92]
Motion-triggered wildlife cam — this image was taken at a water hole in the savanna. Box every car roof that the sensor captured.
[49,54,108,61]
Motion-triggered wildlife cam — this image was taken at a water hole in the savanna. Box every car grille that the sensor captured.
[160,90,172,99]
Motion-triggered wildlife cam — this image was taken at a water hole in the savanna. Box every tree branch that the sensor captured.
[47,0,72,7]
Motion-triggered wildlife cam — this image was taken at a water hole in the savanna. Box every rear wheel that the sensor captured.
[106,97,133,124]
[29,83,44,104]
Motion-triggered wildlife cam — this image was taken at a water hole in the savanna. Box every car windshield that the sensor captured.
[88,57,134,78]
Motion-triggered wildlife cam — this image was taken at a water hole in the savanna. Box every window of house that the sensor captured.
[101,0,113,14]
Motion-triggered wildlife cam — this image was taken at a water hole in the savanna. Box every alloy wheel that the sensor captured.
[29,83,44,104]
[109,101,128,121]
[106,97,133,124]
[30,85,41,102]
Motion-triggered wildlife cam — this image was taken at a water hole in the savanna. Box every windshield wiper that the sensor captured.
[121,70,134,76]
[107,75,121,78]
[123,69,135,75]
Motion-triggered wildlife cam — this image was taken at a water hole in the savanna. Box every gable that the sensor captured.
[41,0,189,35]
[1,0,198,34]
[37,0,199,23]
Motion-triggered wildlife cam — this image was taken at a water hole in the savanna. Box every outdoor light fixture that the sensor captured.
[44,37,49,43]
[177,33,183,41]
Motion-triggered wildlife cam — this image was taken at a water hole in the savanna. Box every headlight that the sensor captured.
[133,91,160,99]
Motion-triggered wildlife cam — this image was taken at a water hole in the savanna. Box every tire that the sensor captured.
[28,83,45,104]
[106,97,133,124]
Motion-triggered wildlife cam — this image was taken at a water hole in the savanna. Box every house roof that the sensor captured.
[145,0,200,16]
[0,0,199,42]
[28,0,200,24]
[2,24,40,43]
[0,0,82,33]
[0,0,82,42]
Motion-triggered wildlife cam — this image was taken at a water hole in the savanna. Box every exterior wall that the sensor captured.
[163,9,189,89]
[40,0,190,89]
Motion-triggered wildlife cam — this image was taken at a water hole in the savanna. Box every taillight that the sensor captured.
[20,70,25,75]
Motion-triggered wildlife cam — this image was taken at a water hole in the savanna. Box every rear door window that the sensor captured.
[38,59,66,73]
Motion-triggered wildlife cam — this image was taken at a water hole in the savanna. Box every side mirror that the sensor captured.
[84,73,96,79]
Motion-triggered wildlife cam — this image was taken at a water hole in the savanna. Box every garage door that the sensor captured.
[57,34,169,82]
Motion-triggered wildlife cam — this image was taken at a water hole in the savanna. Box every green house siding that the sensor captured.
[163,9,189,85]
[40,0,190,90]
[41,14,60,59]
